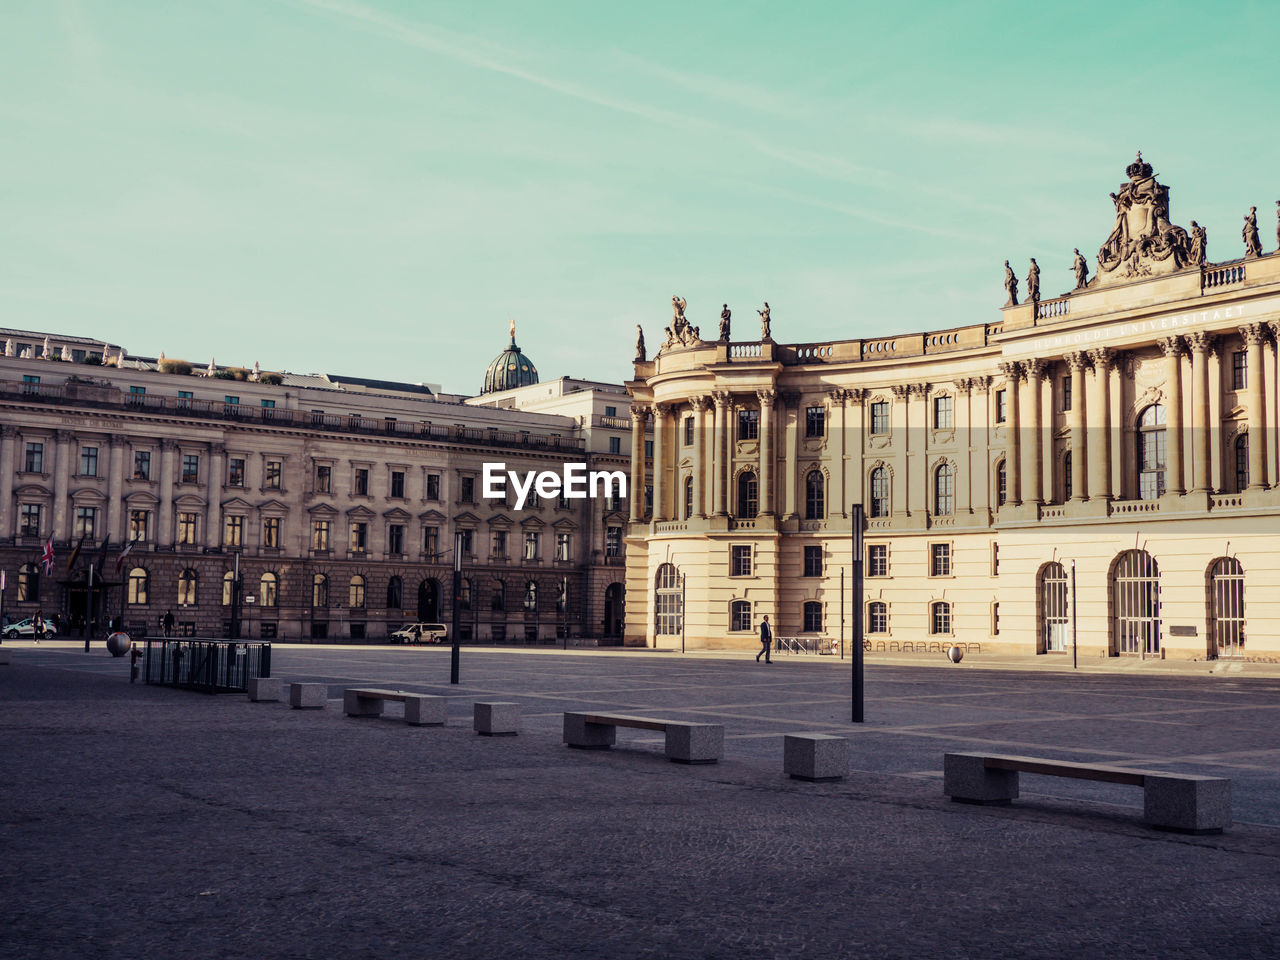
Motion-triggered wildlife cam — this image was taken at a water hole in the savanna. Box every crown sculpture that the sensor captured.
[1094,152,1199,285]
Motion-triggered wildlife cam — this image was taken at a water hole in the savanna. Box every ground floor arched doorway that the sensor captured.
[603,582,624,642]
[417,578,440,623]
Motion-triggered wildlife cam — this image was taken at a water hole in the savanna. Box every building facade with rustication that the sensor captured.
[0,329,631,644]
[623,159,1280,661]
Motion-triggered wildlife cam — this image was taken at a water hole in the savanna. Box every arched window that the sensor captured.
[523,580,536,612]
[1063,452,1073,502]
[730,599,751,631]
[867,601,888,634]
[385,575,402,610]
[1039,562,1068,653]
[222,570,236,606]
[1208,557,1245,659]
[736,471,758,518]
[1112,550,1160,655]
[1235,434,1249,492]
[260,572,278,608]
[654,563,682,635]
[684,476,694,520]
[802,600,823,632]
[312,573,329,608]
[805,471,825,520]
[1137,404,1167,500]
[490,579,505,612]
[349,575,366,608]
[934,463,954,516]
[17,562,39,602]
[996,459,1007,507]
[869,467,889,518]
[178,569,198,605]
[930,601,952,635]
[127,567,149,605]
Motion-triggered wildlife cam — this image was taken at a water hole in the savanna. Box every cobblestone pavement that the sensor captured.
[3,644,1279,959]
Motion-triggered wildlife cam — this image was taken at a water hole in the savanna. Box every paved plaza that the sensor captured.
[2,643,1280,959]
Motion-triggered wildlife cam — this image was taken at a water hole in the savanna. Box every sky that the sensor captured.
[4,1,1280,394]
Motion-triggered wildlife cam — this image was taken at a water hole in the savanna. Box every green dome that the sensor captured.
[482,327,539,394]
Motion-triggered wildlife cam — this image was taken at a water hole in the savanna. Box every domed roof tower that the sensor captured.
[481,318,539,394]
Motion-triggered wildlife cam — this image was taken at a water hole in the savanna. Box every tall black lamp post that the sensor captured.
[851,503,865,723]
[450,531,462,684]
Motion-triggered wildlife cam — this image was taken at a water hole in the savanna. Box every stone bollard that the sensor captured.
[784,733,848,782]
[289,682,327,709]
[248,677,283,702]
[474,702,520,736]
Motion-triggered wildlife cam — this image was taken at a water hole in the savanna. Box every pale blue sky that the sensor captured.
[4,1,1278,393]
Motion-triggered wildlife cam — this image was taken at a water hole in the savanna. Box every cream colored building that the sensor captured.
[623,159,1280,661]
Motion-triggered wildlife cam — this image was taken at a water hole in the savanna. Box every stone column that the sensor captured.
[702,397,715,519]
[955,379,973,513]
[652,403,669,521]
[758,389,776,516]
[1185,333,1214,493]
[997,362,1022,506]
[106,435,125,542]
[711,392,729,516]
[52,430,72,541]
[1241,323,1267,489]
[158,439,176,547]
[890,385,910,514]
[629,405,647,522]
[206,442,225,548]
[781,393,800,520]
[1064,353,1087,501]
[1086,348,1112,501]
[830,390,848,518]
[1024,359,1046,504]
[689,397,706,518]
[0,426,15,539]
[1158,337,1185,495]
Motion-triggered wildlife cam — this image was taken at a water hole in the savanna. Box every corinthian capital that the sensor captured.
[1156,335,1184,358]
[756,388,776,406]
[1240,322,1268,347]
[1086,347,1113,372]
[997,360,1023,382]
[1064,351,1089,372]
[1184,332,1215,354]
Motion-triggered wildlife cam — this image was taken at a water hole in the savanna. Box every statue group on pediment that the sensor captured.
[662,295,702,351]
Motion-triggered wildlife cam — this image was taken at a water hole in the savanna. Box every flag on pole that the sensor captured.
[94,535,111,577]
[41,537,55,575]
[115,538,137,573]
[65,533,87,575]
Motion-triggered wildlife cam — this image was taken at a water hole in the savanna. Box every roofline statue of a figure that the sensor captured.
[1003,260,1018,307]
[1093,152,1193,286]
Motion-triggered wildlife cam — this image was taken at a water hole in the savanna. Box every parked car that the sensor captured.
[4,617,57,640]
[390,622,448,645]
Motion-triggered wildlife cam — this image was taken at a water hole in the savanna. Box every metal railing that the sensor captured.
[143,639,271,693]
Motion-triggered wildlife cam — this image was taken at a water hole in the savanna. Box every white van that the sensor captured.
[390,623,448,645]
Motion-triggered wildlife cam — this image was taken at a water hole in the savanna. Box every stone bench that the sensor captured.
[343,688,446,726]
[943,752,1231,834]
[289,682,328,709]
[0,649,11,666]
[563,712,723,764]
[784,733,848,782]
[474,701,519,736]
[247,677,282,702]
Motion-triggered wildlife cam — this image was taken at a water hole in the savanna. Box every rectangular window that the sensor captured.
[314,463,331,493]
[934,395,953,430]
[868,544,889,578]
[133,450,151,480]
[80,446,98,477]
[19,503,41,537]
[260,398,275,408]
[262,517,280,549]
[74,506,97,539]
[930,542,952,577]
[350,522,367,553]
[354,468,369,496]
[128,509,149,542]
[228,458,245,487]
[556,532,571,561]
[731,544,752,577]
[24,442,43,473]
[388,524,405,555]
[992,602,1000,637]
[423,526,439,557]
[1233,350,1247,390]
[608,436,621,454]
[460,476,475,503]
[870,401,889,435]
[991,542,1000,576]
[684,417,694,446]
[737,408,759,441]
[426,473,441,501]
[177,390,193,400]
[459,528,474,557]
[265,460,282,489]
[803,602,823,633]
[605,405,617,417]
[523,531,540,561]
[996,390,1007,424]
[224,516,243,547]
[312,520,330,552]
[805,406,825,438]
[491,530,507,559]
[390,470,405,498]
[181,454,199,484]
[645,440,654,459]
[224,396,239,405]
[730,600,752,632]
[129,385,145,395]
[868,603,888,634]
[931,602,952,635]
[177,512,198,545]
[1062,376,1073,412]
[803,545,823,577]
[605,526,622,557]
[22,374,40,385]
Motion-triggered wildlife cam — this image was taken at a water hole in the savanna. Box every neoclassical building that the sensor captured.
[623,157,1280,660]
[0,327,633,642]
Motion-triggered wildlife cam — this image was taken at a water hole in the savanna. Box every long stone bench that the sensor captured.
[563,711,723,764]
[943,752,1231,834]
[343,688,446,726]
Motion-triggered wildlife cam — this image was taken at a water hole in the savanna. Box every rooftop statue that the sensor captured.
[1026,258,1040,303]
[1003,260,1018,306]
[1189,221,1207,266]
[758,302,771,340]
[1243,206,1262,258]
[719,304,731,341]
[672,296,686,322]
[3,339,12,357]
[635,324,646,361]
[1071,248,1090,289]
[1094,152,1192,285]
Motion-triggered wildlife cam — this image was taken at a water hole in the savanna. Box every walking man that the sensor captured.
[162,609,175,639]
[756,614,773,664]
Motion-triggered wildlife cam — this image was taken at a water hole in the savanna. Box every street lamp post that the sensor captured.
[450,531,462,684]
[851,503,865,723]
